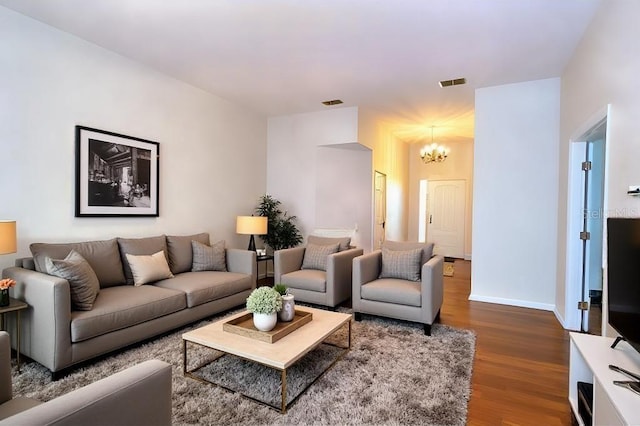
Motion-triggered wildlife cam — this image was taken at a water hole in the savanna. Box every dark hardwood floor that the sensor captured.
[442,260,572,426]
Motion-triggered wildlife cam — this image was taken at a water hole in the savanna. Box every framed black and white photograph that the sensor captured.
[75,126,159,217]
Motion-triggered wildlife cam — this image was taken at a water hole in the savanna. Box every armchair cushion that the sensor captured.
[45,250,100,310]
[307,235,351,251]
[301,243,339,271]
[191,240,227,272]
[379,247,422,281]
[281,269,326,292]
[361,278,422,307]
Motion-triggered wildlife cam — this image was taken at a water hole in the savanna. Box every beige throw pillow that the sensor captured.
[45,250,100,311]
[191,240,227,272]
[125,250,174,286]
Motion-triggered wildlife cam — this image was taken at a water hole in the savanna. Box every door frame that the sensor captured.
[564,105,610,332]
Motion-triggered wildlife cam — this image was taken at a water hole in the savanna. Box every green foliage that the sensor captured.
[246,287,283,314]
[255,194,303,251]
[273,283,288,296]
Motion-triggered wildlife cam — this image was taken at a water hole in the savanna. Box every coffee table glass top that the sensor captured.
[182,306,351,370]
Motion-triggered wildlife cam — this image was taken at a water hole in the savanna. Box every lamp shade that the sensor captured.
[236,216,267,235]
[0,221,17,255]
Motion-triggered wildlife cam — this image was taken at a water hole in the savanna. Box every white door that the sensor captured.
[374,171,386,249]
[426,180,465,258]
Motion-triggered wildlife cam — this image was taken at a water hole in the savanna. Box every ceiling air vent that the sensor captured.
[439,78,466,88]
[322,99,343,106]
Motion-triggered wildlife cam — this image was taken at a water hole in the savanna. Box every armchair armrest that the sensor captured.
[0,360,172,426]
[0,332,10,405]
[226,249,256,287]
[352,251,382,310]
[326,248,364,307]
[2,267,72,372]
[420,255,444,324]
[274,247,305,283]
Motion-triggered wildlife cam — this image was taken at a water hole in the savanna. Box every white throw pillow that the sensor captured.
[125,250,174,286]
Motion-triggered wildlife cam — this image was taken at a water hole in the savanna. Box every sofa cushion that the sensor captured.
[118,236,168,285]
[301,243,339,271]
[381,241,434,266]
[45,250,100,311]
[125,251,174,286]
[379,247,422,282]
[281,269,326,293]
[70,285,186,343]
[154,271,252,308]
[191,240,226,272]
[307,235,351,252]
[30,239,125,287]
[166,233,210,274]
[361,278,421,307]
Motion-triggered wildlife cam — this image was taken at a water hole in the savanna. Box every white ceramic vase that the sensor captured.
[253,312,277,331]
[278,294,295,322]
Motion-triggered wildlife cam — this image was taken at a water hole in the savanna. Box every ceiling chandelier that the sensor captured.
[420,127,449,164]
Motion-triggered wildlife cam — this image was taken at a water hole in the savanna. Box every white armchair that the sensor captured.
[274,236,363,309]
[352,241,444,335]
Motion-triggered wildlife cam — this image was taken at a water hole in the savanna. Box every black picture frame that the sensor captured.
[75,126,159,217]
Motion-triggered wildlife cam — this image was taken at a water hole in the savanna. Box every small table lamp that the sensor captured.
[236,216,268,252]
[0,221,16,255]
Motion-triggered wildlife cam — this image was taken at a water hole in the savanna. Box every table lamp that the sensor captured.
[0,221,16,255]
[236,216,268,252]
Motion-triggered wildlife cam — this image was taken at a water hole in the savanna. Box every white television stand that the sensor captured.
[569,332,640,425]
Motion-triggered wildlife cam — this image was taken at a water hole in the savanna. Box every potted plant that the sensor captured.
[0,278,15,307]
[274,284,295,322]
[255,195,303,252]
[246,286,283,331]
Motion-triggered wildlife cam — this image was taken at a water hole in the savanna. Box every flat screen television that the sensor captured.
[607,218,640,353]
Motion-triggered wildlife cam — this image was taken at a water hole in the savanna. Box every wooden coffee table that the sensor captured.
[182,306,351,413]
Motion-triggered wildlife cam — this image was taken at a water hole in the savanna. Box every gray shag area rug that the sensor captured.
[12,310,475,425]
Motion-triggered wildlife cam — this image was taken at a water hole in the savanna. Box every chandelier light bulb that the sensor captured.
[420,127,449,163]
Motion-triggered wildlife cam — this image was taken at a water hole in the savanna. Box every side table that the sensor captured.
[256,254,274,285]
[0,297,29,373]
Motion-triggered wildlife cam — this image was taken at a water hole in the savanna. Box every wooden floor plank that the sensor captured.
[441,260,572,426]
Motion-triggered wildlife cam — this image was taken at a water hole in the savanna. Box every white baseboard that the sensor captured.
[468,294,555,311]
[553,307,577,330]
[464,253,472,261]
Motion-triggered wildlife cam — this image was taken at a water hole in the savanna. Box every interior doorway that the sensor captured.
[565,109,608,333]
[374,171,386,250]
[424,179,465,258]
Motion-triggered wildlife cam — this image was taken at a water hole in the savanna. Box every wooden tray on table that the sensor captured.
[222,309,312,343]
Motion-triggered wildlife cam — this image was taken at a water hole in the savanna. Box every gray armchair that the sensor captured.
[352,241,444,335]
[0,331,172,425]
[274,236,363,308]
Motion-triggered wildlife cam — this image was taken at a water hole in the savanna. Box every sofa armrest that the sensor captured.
[326,248,364,307]
[0,359,172,426]
[2,267,72,372]
[274,247,305,283]
[420,255,444,324]
[226,249,256,285]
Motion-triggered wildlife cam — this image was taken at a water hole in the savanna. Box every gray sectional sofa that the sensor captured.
[2,233,256,378]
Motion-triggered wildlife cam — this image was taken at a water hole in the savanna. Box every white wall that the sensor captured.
[472,78,560,310]
[408,138,474,257]
[557,0,640,332]
[267,107,373,251]
[0,7,267,270]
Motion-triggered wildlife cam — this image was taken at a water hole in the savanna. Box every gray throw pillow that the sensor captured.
[301,243,339,271]
[379,247,422,282]
[191,240,227,272]
[45,250,100,311]
[166,233,210,274]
